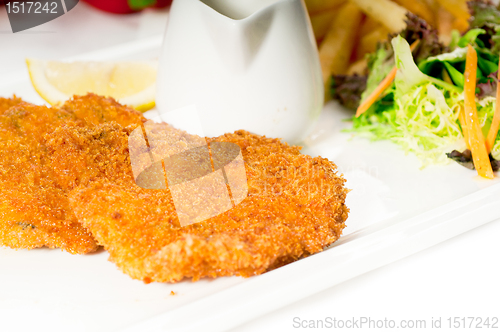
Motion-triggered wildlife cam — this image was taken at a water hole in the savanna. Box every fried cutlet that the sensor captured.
[0,102,96,253]
[0,96,23,115]
[0,94,145,254]
[61,93,145,128]
[0,93,349,279]
[68,125,349,282]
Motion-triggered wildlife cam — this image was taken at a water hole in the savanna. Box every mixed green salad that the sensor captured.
[331,1,500,175]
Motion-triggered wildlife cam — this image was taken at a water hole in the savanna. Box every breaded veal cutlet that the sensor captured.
[0,96,23,115]
[69,124,349,282]
[0,94,144,254]
[0,94,349,282]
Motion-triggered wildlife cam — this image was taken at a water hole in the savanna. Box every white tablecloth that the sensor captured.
[1,3,499,331]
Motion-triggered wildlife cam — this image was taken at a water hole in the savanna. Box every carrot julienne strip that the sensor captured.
[355,66,397,117]
[463,45,494,179]
[485,65,500,154]
[355,40,420,118]
[458,105,471,150]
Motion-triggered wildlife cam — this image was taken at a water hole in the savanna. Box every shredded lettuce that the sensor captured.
[352,83,464,166]
[361,46,393,102]
[350,37,465,166]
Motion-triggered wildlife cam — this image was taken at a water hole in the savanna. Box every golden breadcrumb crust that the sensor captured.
[0,93,349,281]
[69,125,349,282]
[0,94,144,254]
[0,96,23,115]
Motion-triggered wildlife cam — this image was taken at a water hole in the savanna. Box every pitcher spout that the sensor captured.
[201,0,279,73]
[200,0,282,20]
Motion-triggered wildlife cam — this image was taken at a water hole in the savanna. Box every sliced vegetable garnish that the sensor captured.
[337,2,500,174]
[355,66,397,117]
[443,62,464,87]
[486,66,500,153]
[355,40,420,118]
[463,45,494,179]
[458,106,471,150]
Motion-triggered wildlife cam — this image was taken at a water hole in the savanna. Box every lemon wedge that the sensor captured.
[26,59,157,112]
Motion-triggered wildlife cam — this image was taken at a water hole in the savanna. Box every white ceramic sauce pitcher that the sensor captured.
[156,0,323,144]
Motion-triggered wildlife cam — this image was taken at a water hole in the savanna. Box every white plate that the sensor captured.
[1,35,500,332]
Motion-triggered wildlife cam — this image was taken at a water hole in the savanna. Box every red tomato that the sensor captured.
[154,0,172,9]
[82,0,171,14]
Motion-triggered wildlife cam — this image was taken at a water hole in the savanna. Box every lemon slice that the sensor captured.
[26,59,157,112]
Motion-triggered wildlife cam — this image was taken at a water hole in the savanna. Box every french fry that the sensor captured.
[437,6,454,45]
[319,3,363,95]
[349,0,407,33]
[452,17,469,33]
[356,26,390,59]
[392,0,434,25]
[347,58,368,75]
[305,0,346,15]
[310,9,338,42]
[319,3,363,78]
[359,16,380,37]
[434,0,469,21]
[422,0,437,9]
